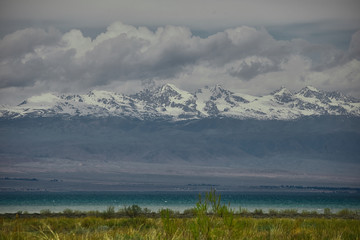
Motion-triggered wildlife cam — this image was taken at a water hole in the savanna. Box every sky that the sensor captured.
[1,0,360,105]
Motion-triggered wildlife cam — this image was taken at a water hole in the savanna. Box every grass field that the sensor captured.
[1,190,359,239]
[1,215,360,239]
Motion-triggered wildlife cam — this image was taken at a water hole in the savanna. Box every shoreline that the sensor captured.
[1,190,359,215]
[1,190,359,239]
[1,206,359,220]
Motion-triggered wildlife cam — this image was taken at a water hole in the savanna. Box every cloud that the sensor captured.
[227,57,279,80]
[0,21,360,103]
[0,28,61,59]
[349,30,360,58]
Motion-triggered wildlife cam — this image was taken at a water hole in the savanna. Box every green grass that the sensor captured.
[1,215,359,239]
[1,190,359,239]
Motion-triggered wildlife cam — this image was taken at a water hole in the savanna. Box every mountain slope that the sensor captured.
[1,116,359,188]
[1,84,359,120]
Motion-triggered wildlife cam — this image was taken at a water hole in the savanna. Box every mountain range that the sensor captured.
[1,84,360,190]
[1,84,359,120]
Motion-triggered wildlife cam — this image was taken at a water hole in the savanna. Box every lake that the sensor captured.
[1,191,359,214]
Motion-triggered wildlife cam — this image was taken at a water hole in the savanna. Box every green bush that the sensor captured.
[102,206,115,218]
[40,209,52,215]
[238,207,249,215]
[124,204,142,218]
[161,208,178,239]
[337,209,354,217]
[324,208,331,215]
[254,209,264,215]
[183,208,196,217]
[62,209,73,215]
[268,209,278,216]
[280,209,298,215]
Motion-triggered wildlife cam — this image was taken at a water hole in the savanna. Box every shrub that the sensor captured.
[190,191,212,239]
[268,209,278,216]
[124,205,142,218]
[337,209,355,217]
[238,207,249,215]
[310,210,318,216]
[161,208,177,238]
[62,209,73,215]
[301,210,311,216]
[324,208,331,215]
[142,207,152,214]
[280,209,298,216]
[102,206,115,218]
[40,209,52,215]
[206,188,222,214]
[183,208,196,217]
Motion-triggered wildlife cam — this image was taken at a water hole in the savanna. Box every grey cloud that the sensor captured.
[69,26,203,86]
[294,40,347,71]
[2,1,359,54]
[0,58,44,88]
[349,30,360,58]
[0,28,61,58]
[289,30,360,72]
[136,27,202,79]
[229,61,280,80]
[0,23,358,94]
[204,28,278,65]
[83,34,146,85]
[0,47,76,89]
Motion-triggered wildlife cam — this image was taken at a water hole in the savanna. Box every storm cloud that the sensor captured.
[0,21,360,104]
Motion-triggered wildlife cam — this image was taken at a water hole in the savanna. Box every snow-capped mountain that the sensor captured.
[1,84,359,120]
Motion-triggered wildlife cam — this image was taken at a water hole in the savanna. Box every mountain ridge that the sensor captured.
[1,84,359,120]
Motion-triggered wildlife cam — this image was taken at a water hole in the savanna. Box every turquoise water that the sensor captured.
[0,191,359,213]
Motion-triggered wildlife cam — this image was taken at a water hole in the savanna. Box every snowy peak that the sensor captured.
[133,84,194,105]
[1,84,359,120]
[158,83,181,94]
[295,86,335,106]
[271,87,293,103]
[194,85,251,116]
[325,91,359,103]
[84,90,119,106]
[272,86,292,96]
[202,85,233,100]
[303,85,320,93]
[130,84,198,119]
[297,86,323,98]
[87,89,116,98]
[209,84,230,95]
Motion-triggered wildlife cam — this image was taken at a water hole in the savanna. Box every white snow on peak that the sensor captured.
[209,84,227,94]
[163,84,186,94]
[162,83,177,90]
[303,85,319,92]
[273,87,292,96]
[87,90,117,98]
[1,84,359,120]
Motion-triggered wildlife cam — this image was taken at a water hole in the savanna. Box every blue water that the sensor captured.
[0,191,359,213]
